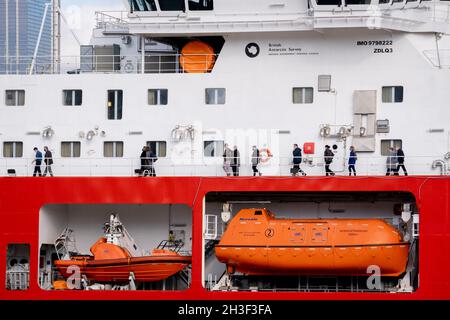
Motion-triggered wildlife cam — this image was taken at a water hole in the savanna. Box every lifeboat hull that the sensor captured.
[216,244,409,276]
[216,208,410,277]
[54,255,191,282]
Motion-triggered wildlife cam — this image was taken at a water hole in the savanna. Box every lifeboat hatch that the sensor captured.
[38,204,192,291]
[204,191,419,293]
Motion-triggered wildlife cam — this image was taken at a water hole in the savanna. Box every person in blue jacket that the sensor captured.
[348,146,357,176]
[32,147,43,177]
[292,144,306,176]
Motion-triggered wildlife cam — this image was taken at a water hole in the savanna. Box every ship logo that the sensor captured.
[245,43,260,58]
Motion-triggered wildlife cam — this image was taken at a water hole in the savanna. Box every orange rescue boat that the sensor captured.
[215,209,409,277]
[54,214,191,283]
[55,238,191,282]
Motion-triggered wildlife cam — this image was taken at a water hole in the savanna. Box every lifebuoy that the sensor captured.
[259,148,273,163]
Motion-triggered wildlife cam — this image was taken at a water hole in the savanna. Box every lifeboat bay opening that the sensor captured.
[38,204,192,291]
[203,191,419,293]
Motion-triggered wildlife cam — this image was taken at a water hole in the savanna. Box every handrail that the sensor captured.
[0,155,448,177]
[0,53,218,75]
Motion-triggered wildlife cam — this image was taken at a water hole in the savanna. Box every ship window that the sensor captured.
[61,142,81,158]
[380,139,402,156]
[130,0,157,12]
[63,90,82,106]
[159,0,186,11]
[148,89,168,105]
[5,90,25,106]
[104,141,124,158]
[3,142,23,158]
[293,87,314,104]
[345,0,371,4]
[382,86,403,103]
[318,75,332,92]
[107,90,123,120]
[188,0,214,10]
[316,0,342,5]
[6,244,30,290]
[146,141,167,157]
[204,140,224,157]
[205,88,226,105]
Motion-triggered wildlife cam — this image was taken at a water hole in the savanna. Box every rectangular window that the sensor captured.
[61,142,81,158]
[3,142,23,158]
[382,86,403,103]
[5,90,25,106]
[204,140,224,157]
[205,88,226,105]
[104,141,124,158]
[381,139,402,156]
[293,87,314,104]
[159,0,185,11]
[63,90,82,106]
[6,244,30,290]
[107,90,123,120]
[146,141,167,157]
[318,75,331,92]
[188,0,214,10]
[148,89,168,105]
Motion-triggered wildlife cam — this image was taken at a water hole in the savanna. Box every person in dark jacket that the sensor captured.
[396,147,408,176]
[348,146,357,176]
[251,146,261,176]
[231,146,240,176]
[291,144,306,176]
[147,146,158,177]
[140,146,149,176]
[43,146,54,177]
[32,147,43,177]
[324,145,334,176]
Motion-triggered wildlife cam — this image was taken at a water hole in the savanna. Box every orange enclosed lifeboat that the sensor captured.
[179,40,215,73]
[215,209,409,277]
[54,237,191,283]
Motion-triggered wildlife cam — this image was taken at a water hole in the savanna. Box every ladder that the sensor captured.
[54,228,78,260]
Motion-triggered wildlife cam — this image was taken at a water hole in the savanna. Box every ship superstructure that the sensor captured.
[0,0,450,299]
[0,0,450,177]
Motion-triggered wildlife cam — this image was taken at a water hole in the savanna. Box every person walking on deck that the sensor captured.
[147,146,158,177]
[140,146,149,176]
[292,144,306,176]
[348,146,357,176]
[396,147,408,176]
[43,146,54,177]
[32,147,43,177]
[251,146,261,176]
[324,145,334,176]
[232,146,241,176]
[386,147,398,176]
[223,144,233,176]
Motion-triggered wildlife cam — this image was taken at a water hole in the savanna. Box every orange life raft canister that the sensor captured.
[180,41,215,73]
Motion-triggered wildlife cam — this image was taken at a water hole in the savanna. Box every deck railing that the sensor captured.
[0,155,448,177]
[0,53,218,75]
[94,2,450,31]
